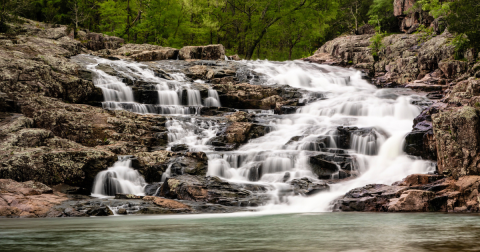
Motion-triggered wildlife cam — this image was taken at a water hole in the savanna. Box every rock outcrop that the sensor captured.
[333,174,480,213]
[0,179,69,217]
[394,0,434,33]
[212,83,302,112]
[159,175,270,207]
[179,44,226,61]
[305,30,472,90]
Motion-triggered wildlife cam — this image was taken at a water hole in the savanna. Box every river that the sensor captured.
[1,212,479,251]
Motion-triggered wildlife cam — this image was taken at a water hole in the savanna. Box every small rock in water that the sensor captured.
[171,144,189,152]
[117,208,127,215]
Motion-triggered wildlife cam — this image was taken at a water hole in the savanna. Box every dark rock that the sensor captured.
[171,144,189,152]
[145,182,163,196]
[117,208,127,214]
[290,177,329,195]
[132,151,208,182]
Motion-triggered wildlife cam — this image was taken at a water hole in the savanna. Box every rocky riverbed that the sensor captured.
[1,17,480,218]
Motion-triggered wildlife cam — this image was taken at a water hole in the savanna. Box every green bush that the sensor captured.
[450,34,470,60]
[369,30,386,61]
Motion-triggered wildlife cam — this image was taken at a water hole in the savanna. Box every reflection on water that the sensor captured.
[1,213,479,252]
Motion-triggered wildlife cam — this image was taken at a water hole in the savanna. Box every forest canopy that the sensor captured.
[0,0,478,60]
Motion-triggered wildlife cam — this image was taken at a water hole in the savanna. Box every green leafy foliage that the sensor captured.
[450,34,470,60]
[415,24,436,44]
[417,0,451,19]
[369,30,386,61]
[2,0,477,61]
[447,0,480,53]
[367,0,395,33]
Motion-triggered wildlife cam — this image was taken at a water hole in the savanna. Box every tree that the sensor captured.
[70,0,87,30]
[447,0,480,52]
[0,0,31,32]
[367,0,396,32]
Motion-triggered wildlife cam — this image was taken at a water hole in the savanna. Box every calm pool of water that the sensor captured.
[0,212,479,252]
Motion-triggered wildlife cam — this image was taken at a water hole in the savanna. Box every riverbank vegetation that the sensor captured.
[0,0,478,60]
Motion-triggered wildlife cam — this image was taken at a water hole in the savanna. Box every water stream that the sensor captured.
[74,55,434,211]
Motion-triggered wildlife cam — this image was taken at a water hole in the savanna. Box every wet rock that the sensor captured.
[289,177,329,195]
[199,107,236,116]
[212,83,301,111]
[222,122,269,147]
[86,206,114,216]
[309,153,355,179]
[132,151,208,182]
[117,208,127,214]
[159,175,270,207]
[335,126,387,153]
[145,182,163,196]
[171,144,189,152]
[115,194,144,199]
[404,105,440,161]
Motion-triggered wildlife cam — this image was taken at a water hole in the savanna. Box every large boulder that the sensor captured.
[92,43,179,61]
[404,105,440,160]
[309,151,356,179]
[178,44,226,60]
[433,106,480,178]
[81,32,125,51]
[212,83,302,111]
[159,175,270,207]
[0,179,69,218]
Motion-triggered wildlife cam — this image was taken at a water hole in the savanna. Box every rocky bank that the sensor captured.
[303,0,480,213]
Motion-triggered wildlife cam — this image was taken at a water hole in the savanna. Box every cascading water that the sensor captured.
[205,60,435,212]
[204,89,222,107]
[75,54,434,211]
[91,156,146,198]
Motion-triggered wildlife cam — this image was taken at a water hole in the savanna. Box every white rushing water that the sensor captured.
[91,156,146,198]
[76,55,434,211]
[206,60,435,212]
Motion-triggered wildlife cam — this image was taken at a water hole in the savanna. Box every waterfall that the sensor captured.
[206,60,434,212]
[74,55,201,115]
[157,84,181,105]
[204,89,221,107]
[91,156,146,198]
[72,54,435,213]
[185,90,202,106]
